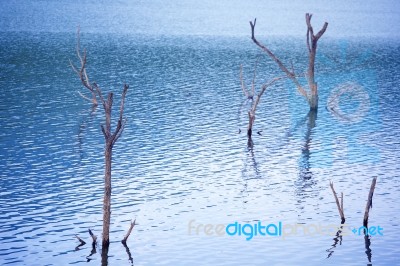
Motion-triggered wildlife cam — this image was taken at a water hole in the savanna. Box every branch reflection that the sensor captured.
[122,242,134,265]
[326,222,344,259]
[299,110,317,180]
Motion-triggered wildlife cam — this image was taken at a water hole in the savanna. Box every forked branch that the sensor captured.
[95,83,129,146]
[250,19,308,98]
[306,13,328,44]
[70,27,98,106]
[330,182,345,223]
[241,62,285,138]
[251,76,285,114]
[240,64,250,98]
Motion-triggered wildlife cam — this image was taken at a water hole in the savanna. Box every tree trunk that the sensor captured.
[91,91,98,106]
[308,84,318,110]
[307,48,318,110]
[102,142,113,247]
[363,177,377,227]
[101,243,109,266]
[305,13,327,110]
[95,84,128,251]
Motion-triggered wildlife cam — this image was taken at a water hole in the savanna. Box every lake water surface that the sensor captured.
[0,1,400,266]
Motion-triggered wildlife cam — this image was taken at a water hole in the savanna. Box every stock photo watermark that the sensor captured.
[188,220,383,241]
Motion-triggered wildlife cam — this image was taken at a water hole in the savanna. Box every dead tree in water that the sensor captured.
[363,177,377,227]
[249,14,328,110]
[240,64,283,138]
[96,83,128,248]
[329,181,345,223]
[71,30,129,250]
[70,27,98,106]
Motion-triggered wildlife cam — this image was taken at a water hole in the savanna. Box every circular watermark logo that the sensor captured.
[326,82,370,124]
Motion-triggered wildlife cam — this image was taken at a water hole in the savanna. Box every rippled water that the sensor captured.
[1,2,400,265]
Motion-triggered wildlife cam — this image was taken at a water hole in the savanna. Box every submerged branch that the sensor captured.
[75,234,86,246]
[249,18,308,99]
[88,228,97,244]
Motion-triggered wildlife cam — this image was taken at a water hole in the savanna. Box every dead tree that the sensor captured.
[249,14,328,110]
[96,83,128,248]
[363,177,377,227]
[71,30,129,250]
[70,27,98,106]
[240,64,283,138]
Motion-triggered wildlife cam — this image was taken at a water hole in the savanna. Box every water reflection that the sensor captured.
[77,106,98,161]
[73,231,135,265]
[244,138,261,176]
[364,229,372,264]
[298,110,317,180]
[293,109,319,209]
[87,242,97,262]
[101,244,109,266]
[122,242,134,265]
[240,140,261,203]
[326,222,344,259]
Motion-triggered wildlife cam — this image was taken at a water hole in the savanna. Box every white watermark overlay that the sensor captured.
[188,220,383,241]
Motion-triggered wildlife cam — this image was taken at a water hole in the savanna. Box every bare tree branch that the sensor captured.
[121,219,136,244]
[251,57,260,97]
[101,125,108,138]
[240,64,249,98]
[94,83,107,111]
[305,13,314,39]
[113,119,126,145]
[305,13,328,44]
[250,18,308,98]
[77,90,93,103]
[109,84,129,146]
[241,64,286,138]
[363,177,377,227]
[76,26,83,65]
[315,23,328,41]
[330,181,345,223]
[251,76,286,114]
[118,85,128,126]
[70,27,98,106]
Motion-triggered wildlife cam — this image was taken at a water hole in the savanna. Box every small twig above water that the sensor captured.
[363,177,377,227]
[122,219,136,245]
[329,181,345,223]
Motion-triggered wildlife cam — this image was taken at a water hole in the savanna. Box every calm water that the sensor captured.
[1,1,400,266]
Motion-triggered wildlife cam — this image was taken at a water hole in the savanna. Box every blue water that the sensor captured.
[0,1,400,265]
